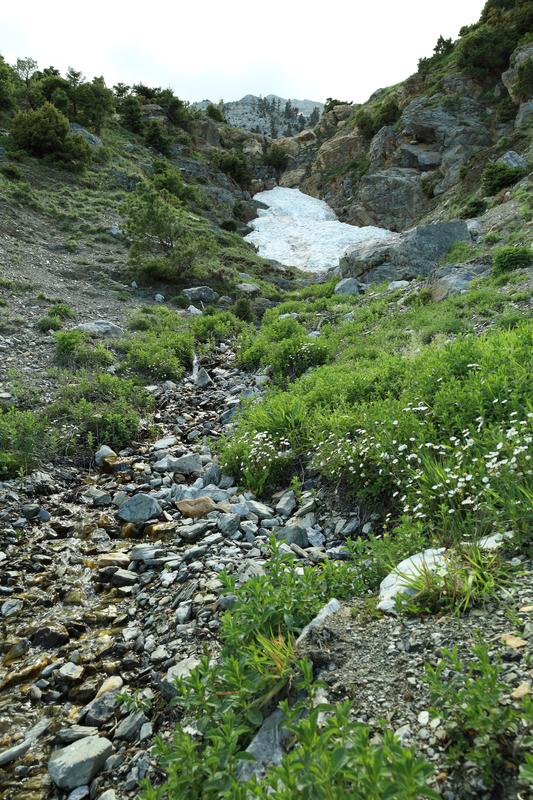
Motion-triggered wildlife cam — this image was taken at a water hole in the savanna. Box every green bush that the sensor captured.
[456,27,515,77]
[425,644,531,791]
[493,245,533,272]
[12,102,91,167]
[213,149,251,185]
[263,145,289,172]
[48,373,152,456]
[206,103,224,122]
[0,407,45,477]
[120,95,143,132]
[144,120,170,155]
[122,330,194,380]
[233,297,255,322]
[481,162,525,195]
[515,58,533,102]
[55,330,113,369]
[36,314,63,332]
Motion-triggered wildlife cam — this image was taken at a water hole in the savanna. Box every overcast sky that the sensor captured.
[2,0,486,104]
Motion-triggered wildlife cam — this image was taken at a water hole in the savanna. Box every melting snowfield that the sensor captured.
[245,186,392,272]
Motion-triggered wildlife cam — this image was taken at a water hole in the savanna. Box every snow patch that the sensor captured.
[245,187,394,272]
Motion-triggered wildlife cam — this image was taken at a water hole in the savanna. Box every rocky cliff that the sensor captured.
[194,94,323,137]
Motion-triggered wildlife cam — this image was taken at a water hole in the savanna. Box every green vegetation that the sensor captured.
[493,244,532,272]
[12,102,91,168]
[206,103,224,122]
[425,644,532,791]
[212,149,251,186]
[0,407,45,476]
[263,145,289,172]
[55,330,113,369]
[143,541,437,800]
[481,161,526,195]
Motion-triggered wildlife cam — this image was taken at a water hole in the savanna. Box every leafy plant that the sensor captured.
[481,162,525,195]
[425,644,531,790]
[493,245,532,273]
[55,330,113,369]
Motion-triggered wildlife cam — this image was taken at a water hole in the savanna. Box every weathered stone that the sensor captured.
[30,622,70,648]
[48,736,112,790]
[430,262,489,302]
[334,277,360,296]
[116,494,162,524]
[154,453,202,474]
[177,496,219,518]
[114,711,146,742]
[218,512,241,536]
[275,491,297,517]
[346,168,429,231]
[377,548,447,614]
[182,286,220,303]
[76,321,123,338]
[95,445,117,466]
[161,656,200,699]
[237,282,261,295]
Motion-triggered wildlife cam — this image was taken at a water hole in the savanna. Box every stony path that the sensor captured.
[0,347,286,799]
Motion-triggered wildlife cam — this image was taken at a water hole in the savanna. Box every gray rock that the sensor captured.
[193,367,212,388]
[237,708,287,781]
[114,712,146,742]
[247,500,274,519]
[515,101,533,128]
[117,494,162,524]
[296,598,341,644]
[97,790,117,800]
[502,44,533,103]
[237,282,261,295]
[334,277,360,296]
[497,150,528,171]
[1,598,23,618]
[276,525,308,548]
[161,656,200,699]
[95,445,117,466]
[185,305,202,316]
[341,220,471,283]
[59,663,84,682]
[348,168,429,231]
[182,286,220,303]
[399,144,441,172]
[76,320,123,338]
[154,293,165,303]
[275,491,297,517]
[430,262,489,302]
[377,548,447,614]
[69,123,103,147]
[154,453,202,474]
[48,736,113,790]
[66,787,89,800]
[218,513,241,536]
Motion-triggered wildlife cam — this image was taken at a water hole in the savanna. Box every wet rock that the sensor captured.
[1,598,23,618]
[48,736,113,790]
[117,494,162,524]
[59,663,85,682]
[30,621,70,648]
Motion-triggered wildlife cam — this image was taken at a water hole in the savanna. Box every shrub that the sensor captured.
[144,120,170,155]
[0,163,23,181]
[55,330,113,369]
[36,314,63,332]
[493,245,532,272]
[263,145,289,171]
[206,103,224,122]
[0,407,45,476]
[213,149,251,185]
[0,55,15,111]
[515,58,533,102]
[12,103,91,168]
[425,644,531,791]
[481,162,525,195]
[355,108,377,139]
[122,330,194,380]
[120,95,143,132]
[456,27,515,77]
[374,98,401,129]
[233,297,255,322]
[459,197,486,218]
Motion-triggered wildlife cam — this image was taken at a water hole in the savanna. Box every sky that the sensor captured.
[1,0,487,104]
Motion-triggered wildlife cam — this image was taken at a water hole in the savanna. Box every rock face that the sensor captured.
[340,220,471,283]
[501,44,533,104]
[48,736,113,789]
[345,168,429,231]
[192,94,323,138]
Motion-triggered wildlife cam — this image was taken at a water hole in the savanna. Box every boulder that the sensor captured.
[182,286,220,303]
[377,548,446,614]
[75,320,123,338]
[502,44,533,104]
[346,168,429,231]
[116,494,162,525]
[334,277,360,296]
[368,126,398,170]
[237,282,261,296]
[154,453,202,474]
[430,262,490,302]
[340,220,471,283]
[399,144,441,172]
[516,101,533,129]
[176,497,220,518]
[48,736,113,789]
[497,150,528,171]
[69,123,102,148]
[313,130,364,173]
